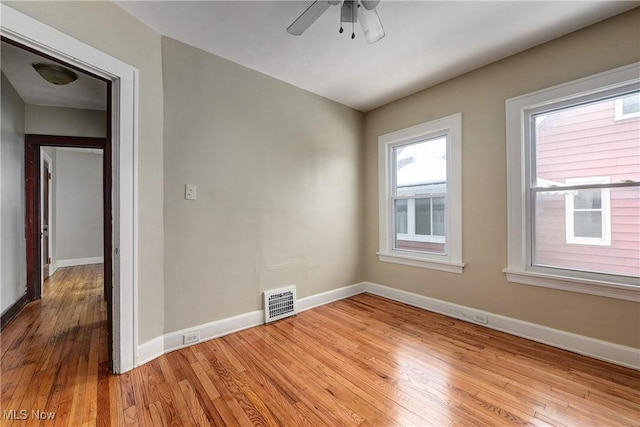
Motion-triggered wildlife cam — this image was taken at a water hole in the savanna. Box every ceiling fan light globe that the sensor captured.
[32,62,78,85]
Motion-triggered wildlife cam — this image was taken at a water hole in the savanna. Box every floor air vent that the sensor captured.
[264,286,297,323]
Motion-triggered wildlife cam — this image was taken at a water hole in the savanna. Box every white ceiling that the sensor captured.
[115,0,638,112]
[1,2,636,112]
[1,41,107,111]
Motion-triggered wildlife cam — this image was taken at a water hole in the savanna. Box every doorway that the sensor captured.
[42,152,52,282]
[25,136,113,370]
[1,4,138,373]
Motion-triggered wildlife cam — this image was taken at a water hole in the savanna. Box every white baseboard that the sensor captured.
[298,283,365,312]
[49,262,58,276]
[138,311,263,367]
[163,310,264,354]
[135,281,639,371]
[363,282,640,370]
[136,336,164,366]
[57,256,104,268]
[136,283,367,366]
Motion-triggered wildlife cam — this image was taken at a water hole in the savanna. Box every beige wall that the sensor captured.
[0,72,26,314]
[55,149,104,262]
[25,105,106,267]
[6,1,166,343]
[25,105,106,138]
[161,37,364,332]
[363,9,640,348]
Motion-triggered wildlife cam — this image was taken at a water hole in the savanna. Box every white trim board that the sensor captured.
[40,149,54,298]
[136,283,366,366]
[49,262,58,278]
[137,281,638,371]
[57,257,105,268]
[363,282,640,370]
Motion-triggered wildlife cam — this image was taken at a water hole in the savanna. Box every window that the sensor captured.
[564,177,611,246]
[614,92,640,120]
[394,137,447,252]
[506,63,640,301]
[378,113,463,273]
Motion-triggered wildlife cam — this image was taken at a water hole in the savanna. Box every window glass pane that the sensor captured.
[394,137,447,197]
[574,189,601,209]
[622,93,640,115]
[392,136,447,255]
[394,199,407,234]
[574,211,602,238]
[532,91,640,278]
[534,187,639,277]
[432,197,445,236]
[534,93,640,186]
[415,198,431,235]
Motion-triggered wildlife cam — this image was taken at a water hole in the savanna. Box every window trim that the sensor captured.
[564,177,611,246]
[378,113,464,274]
[505,63,640,302]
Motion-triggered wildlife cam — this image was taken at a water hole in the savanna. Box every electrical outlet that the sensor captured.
[185,184,197,200]
[472,313,488,324]
[183,331,200,345]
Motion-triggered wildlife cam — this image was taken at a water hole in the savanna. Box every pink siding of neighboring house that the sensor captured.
[535,98,640,277]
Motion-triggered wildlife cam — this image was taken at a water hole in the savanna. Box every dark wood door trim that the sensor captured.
[25,130,114,372]
[24,135,110,300]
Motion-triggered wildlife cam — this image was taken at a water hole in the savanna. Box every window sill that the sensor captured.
[503,269,639,302]
[377,252,465,274]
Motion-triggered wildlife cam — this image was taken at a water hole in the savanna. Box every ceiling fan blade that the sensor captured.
[287,1,332,36]
[359,7,385,43]
[361,0,380,10]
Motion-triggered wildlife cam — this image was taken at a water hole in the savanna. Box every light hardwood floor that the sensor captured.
[1,264,639,426]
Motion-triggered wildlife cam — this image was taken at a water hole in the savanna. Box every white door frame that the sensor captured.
[40,148,54,288]
[1,4,139,373]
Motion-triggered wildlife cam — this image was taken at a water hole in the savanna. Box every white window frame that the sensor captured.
[378,113,464,274]
[397,196,446,244]
[565,177,611,246]
[505,63,640,302]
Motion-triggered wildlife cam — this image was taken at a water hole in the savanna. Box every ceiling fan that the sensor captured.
[287,0,385,44]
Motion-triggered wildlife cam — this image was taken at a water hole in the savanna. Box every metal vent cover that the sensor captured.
[264,286,297,323]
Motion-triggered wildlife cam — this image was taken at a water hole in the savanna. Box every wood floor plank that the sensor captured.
[2,266,639,426]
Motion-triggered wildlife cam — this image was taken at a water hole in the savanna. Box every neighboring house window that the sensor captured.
[505,63,639,301]
[614,92,640,120]
[378,113,463,273]
[565,177,611,246]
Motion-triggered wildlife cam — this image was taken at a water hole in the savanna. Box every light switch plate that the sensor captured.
[185,184,197,200]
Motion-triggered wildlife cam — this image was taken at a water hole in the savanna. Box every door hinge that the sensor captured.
[48,172,52,180]
[47,257,51,264]
[115,247,119,255]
